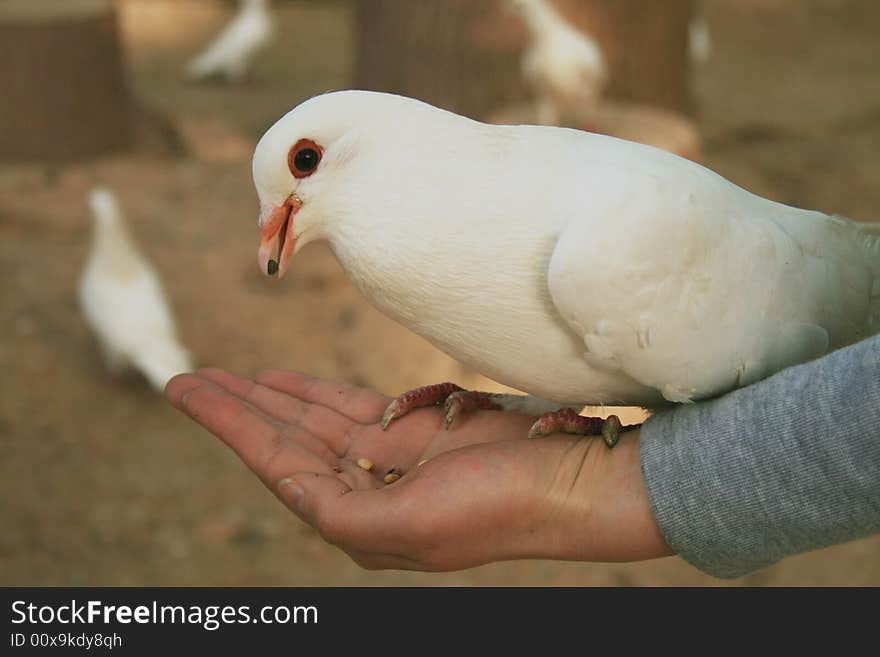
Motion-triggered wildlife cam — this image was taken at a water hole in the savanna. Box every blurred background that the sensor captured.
[1,0,878,586]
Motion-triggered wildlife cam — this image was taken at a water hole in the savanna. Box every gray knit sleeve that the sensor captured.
[639,335,880,579]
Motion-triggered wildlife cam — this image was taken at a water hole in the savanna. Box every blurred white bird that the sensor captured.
[186,0,273,83]
[507,0,607,127]
[251,91,880,444]
[688,15,713,64]
[78,188,193,392]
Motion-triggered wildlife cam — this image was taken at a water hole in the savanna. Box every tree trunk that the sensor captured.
[0,0,135,164]
[556,0,694,114]
[354,0,695,120]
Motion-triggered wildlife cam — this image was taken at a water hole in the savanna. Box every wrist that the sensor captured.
[543,430,673,563]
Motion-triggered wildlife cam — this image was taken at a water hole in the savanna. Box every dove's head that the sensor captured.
[252,97,334,279]
[252,90,468,279]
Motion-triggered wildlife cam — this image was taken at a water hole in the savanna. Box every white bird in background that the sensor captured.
[688,14,713,64]
[507,0,608,127]
[251,91,880,445]
[185,0,273,83]
[78,188,194,392]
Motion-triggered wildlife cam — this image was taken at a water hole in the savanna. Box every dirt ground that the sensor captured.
[2,0,879,586]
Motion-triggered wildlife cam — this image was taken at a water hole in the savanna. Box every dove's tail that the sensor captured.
[859,222,880,332]
[859,221,880,276]
[132,340,194,393]
[185,52,217,80]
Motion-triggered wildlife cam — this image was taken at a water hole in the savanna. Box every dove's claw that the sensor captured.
[442,390,502,430]
[442,395,461,430]
[380,382,464,430]
[527,409,636,448]
[380,402,400,430]
[601,415,623,448]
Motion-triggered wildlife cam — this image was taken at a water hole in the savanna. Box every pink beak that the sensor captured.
[257,195,301,279]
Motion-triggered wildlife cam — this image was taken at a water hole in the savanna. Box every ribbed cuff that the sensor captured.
[639,336,880,579]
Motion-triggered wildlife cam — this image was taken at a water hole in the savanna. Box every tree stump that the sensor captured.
[0,0,135,164]
[354,0,695,121]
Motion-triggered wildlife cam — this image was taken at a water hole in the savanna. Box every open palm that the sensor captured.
[165,369,668,570]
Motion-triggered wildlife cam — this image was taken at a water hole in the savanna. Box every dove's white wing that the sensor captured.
[547,142,879,403]
[80,263,177,354]
[80,258,193,391]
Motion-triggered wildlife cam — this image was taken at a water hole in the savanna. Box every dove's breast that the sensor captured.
[329,223,663,407]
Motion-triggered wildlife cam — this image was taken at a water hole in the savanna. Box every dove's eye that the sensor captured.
[288,139,323,178]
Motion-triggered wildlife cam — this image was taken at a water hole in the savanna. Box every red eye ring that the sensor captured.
[288,138,323,178]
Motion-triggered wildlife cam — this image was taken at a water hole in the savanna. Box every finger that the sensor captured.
[198,368,357,455]
[256,370,388,424]
[191,367,255,398]
[166,373,275,432]
[190,372,427,475]
[165,372,206,410]
[276,473,400,554]
[251,371,445,469]
[193,371,344,466]
[174,377,336,484]
[176,370,280,430]
[276,473,350,537]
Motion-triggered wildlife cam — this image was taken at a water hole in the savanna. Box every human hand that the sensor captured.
[165,369,671,570]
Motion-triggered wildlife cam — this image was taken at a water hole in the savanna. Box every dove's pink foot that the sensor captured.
[381,386,638,447]
[527,408,637,448]
[381,382,463,429]
[380,383,503,430]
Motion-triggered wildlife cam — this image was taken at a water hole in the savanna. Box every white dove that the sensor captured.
[251,90,880,445]
[185,0,273,83]
[78,188,193,392]
[507,0,608,127]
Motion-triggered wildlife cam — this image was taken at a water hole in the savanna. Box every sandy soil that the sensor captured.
[2,0,879,586]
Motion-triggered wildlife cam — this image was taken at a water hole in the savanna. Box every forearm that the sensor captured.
[639,335,880,579]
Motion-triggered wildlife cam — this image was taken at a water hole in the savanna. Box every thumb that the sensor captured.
[276,473,399,555]
[276,473,353,538]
